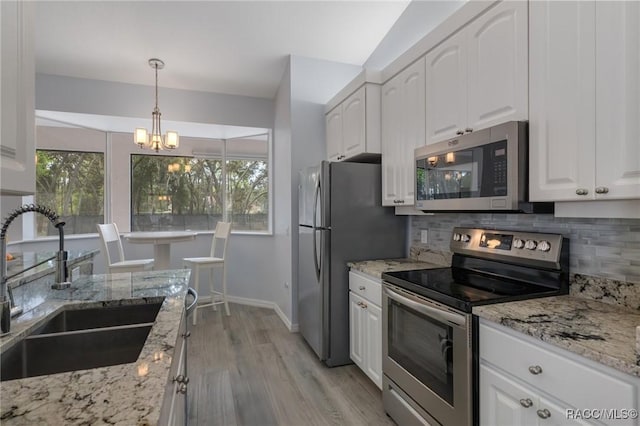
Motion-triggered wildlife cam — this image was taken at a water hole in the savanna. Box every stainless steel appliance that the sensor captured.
[382,227,569,426]
[415,121,552,213]
[298,161,406,367]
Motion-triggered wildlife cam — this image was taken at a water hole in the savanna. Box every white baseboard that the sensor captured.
[197,295,298,332]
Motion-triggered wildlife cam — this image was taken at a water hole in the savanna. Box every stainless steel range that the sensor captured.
[381,227,569,426]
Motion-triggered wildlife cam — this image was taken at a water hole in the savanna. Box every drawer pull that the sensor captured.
[537,409,551,419]
[174,374,189,384]
[359,286,366,291]
[528,365,543,375]
[519,398,533,408]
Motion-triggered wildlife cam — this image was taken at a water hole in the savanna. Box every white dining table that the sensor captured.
[123,231,197,270]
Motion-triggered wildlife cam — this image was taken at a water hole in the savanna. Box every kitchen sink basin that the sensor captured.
[31,300,164,335]
[0,299,165,382]
[1,324,153,381]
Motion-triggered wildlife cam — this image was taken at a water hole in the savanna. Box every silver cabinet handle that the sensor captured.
[186,287,198,316]
[465,128,473,133]
[575,188,589,196]
[595,186,609,194]
[177,383,188,394]
[519,398,533,408]
[359,286,366,291]
[456,130,464,135]
[528,365,543,375]
[537,409,551,419]
[174,375,189,384]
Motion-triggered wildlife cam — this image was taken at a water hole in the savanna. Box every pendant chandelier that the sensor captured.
[134,58,179,152]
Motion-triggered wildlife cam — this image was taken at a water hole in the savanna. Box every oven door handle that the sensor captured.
[384,287,466,327]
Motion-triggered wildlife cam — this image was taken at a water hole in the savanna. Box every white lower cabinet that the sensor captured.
[479,320,640,426]
[349,271,382,389]
[160,309,188,426]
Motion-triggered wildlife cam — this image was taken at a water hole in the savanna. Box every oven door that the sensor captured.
[382,283,472,426]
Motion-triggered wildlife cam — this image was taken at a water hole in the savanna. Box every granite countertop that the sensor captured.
[474,295,640,378]
[348,257,448,279]
[7,249,99,288]
[0,269,190,425]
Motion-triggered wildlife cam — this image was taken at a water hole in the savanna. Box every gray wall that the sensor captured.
[411,214,640,283]
[36,74,274,129]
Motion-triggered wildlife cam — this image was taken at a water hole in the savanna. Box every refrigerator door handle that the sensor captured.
[313,228,321,281]
[312,177,322,281]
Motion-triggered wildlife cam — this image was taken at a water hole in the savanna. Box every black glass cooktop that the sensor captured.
[382,267,566,313]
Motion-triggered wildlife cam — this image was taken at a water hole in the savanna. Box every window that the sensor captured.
[225,135,269,231]
[131,134,270,232]
[35,149,105,236]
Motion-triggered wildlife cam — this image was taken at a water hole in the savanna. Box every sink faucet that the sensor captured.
[0,204,71,335]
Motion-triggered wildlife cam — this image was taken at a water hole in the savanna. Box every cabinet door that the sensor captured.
[0,1,35,195]
[326,107,343,162]
[529,1,596,201]
[467,0,528,131]
[398,57,426,205]
[349,292,365,368]
[480,363,537,426]
[381,76,402,206]
[342,86,367,160]
[536,396,595,426]
[363,302,382,389]
[595,1,640,200]
[425,32,467,145]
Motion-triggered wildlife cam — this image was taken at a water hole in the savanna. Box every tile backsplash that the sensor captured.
[411,214,640,284]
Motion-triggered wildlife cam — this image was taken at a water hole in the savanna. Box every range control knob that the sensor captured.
[513,239,525,249]
[524,240,537,250]
[461,234,471,243]
[453,233,461,242]
[537,241,551,252]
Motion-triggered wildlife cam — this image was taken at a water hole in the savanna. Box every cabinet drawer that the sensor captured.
[349,271,381,306]
[480,321,638,414]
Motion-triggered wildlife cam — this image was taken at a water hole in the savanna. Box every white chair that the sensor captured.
[183,221,231,324]
[97,223,154,273]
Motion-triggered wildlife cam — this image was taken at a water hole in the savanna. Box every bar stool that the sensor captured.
[183,222,231,325]
[97,223,154,273]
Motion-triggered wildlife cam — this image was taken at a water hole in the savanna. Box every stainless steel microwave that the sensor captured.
[415,121,552,213]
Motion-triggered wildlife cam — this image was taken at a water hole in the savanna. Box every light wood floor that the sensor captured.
[187,303,395,426]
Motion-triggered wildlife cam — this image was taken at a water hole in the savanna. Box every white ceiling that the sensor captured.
[34,1,464,139]
[35,1,412,99]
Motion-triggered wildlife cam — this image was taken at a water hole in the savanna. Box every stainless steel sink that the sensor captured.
[31,301,163,335]
[0,299,165,382]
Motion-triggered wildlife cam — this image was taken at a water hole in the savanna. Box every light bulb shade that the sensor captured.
[135,128,148,146]
[445,152,455,164]
[166,131,179,149]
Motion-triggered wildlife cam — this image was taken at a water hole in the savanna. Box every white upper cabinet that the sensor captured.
[325,84,381,162]
[595,1,640,200]
[530,1,640,202]
[342,88,366,159]
[466,1,528,132]
[425,1,528,146]
[425,31,467,145]
[326,108,343,162]
[0,1,35,195]
[381,57,426,206]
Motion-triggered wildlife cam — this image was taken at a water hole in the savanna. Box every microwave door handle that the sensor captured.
[384,287,466,327]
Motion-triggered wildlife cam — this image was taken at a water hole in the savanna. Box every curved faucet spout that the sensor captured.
[1,204,69,335]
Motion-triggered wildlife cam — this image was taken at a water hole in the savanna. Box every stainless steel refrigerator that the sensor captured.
[298,161,406,367]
